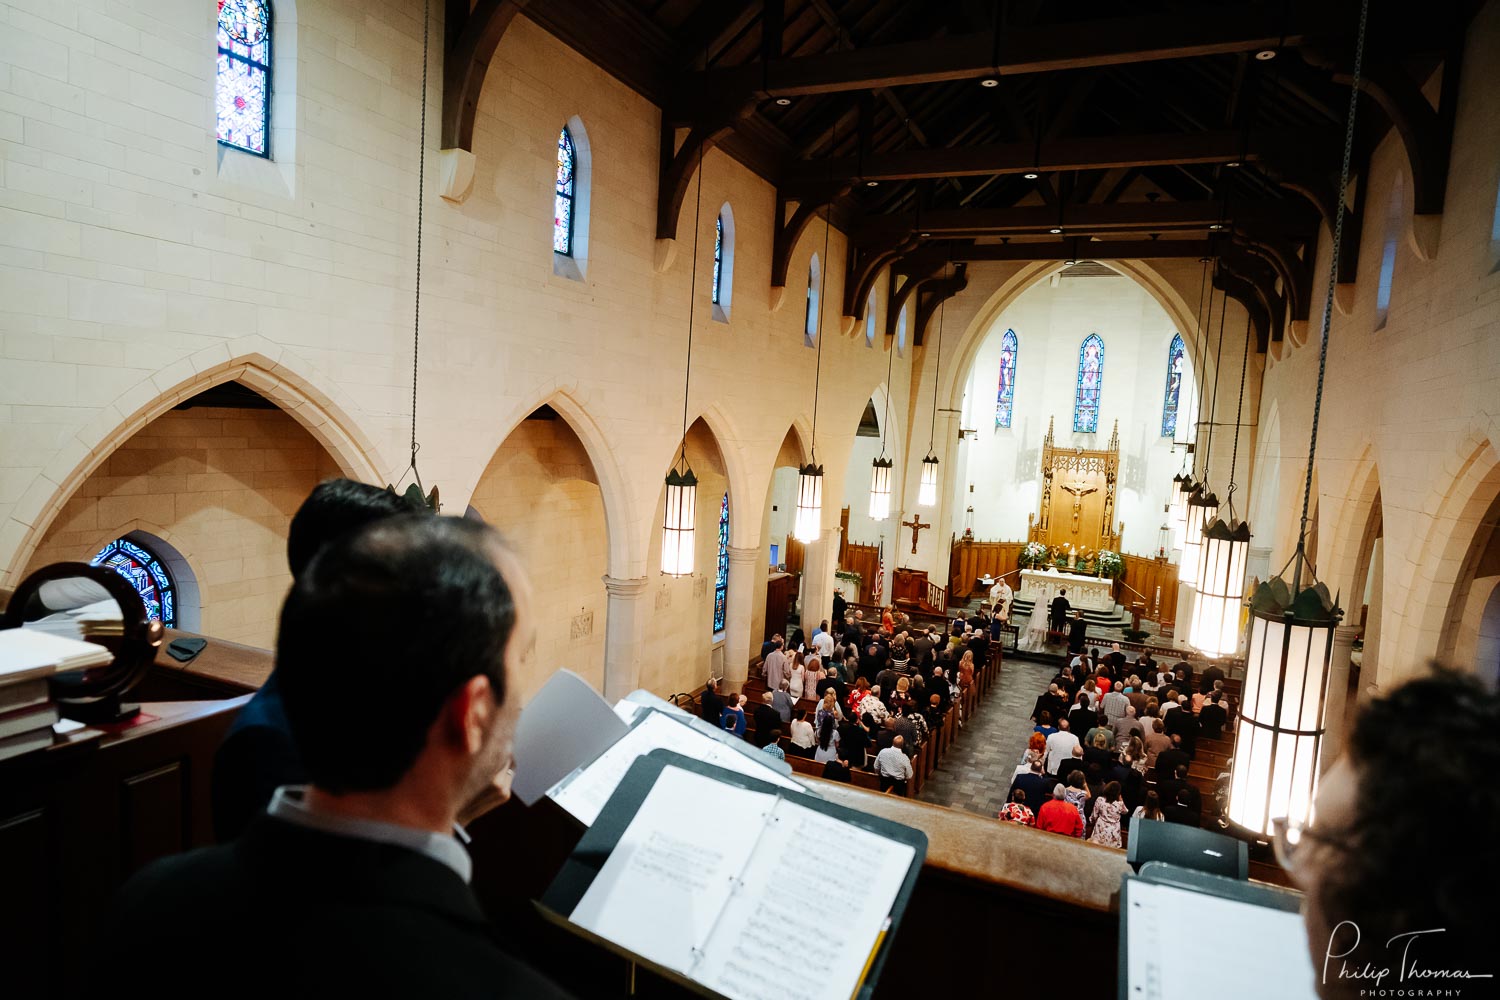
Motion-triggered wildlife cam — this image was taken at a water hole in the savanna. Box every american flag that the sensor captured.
[872,539,884,604]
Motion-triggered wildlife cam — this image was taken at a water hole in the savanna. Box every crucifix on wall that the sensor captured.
[1058,480,1099,534]
[901,514,930,555]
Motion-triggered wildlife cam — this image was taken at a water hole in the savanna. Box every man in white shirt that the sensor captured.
[874,737,914,793]
[1045,720,1081,773]
[812,621,835,661]
[762,639,787,691]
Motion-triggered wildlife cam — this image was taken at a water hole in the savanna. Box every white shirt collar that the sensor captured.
[267,785,473,884]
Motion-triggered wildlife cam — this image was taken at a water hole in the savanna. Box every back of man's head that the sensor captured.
[286,479,421,580]
[278,514,520,794]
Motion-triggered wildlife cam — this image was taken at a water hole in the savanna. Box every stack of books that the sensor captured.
[0,628,113,762]
[23,598,124,641]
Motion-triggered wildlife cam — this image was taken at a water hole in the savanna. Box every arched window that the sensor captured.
[216,0,273,157]
[1161,333,1186,437]
[995,328,1018,429]
[713,492,729,634]
[1375,173,1403,330]
[92,536,178,628]
[712,204,735,322]
[1073,333,1104,433]
[865,292,878,346]
[805,254,820,346]
[896,305,908,355]
[554,126,576,255]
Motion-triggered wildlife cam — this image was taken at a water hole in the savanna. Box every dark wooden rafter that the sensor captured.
[885,248,947,337]
[769,184,851,288]
[441,0,531,150]
[857,199,1316,242]
[913,264,969,346]
[1212,266,1273,353]
[1234,233,1311,327]
[656,98,757,241]
[844,239,908,319]
[1217,243,1284,346]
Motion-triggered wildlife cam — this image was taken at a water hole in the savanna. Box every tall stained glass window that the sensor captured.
[713,492,729,634]
[712,215,724,304]
[1073,333,1105,433]
[995,328,1018,428]
[216,0,273,157]
[1161,333,1186,437]
[555,127,576,255]
[92,538,177,628]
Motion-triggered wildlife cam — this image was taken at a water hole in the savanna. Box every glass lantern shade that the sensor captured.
[1179,486,1217,589]
[1188,515,1252,656]
[869,457,893,521]
[1227,593,1339,839]
[660,467,698,576]
[918,454,939,507]
[794,464,823,542]
[1168,472,1193,548]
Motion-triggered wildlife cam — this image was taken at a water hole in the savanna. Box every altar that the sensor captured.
[1019,568,1116,613]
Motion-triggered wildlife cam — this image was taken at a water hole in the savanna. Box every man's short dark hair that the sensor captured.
[286,479,422,579]
[277,515,517,793]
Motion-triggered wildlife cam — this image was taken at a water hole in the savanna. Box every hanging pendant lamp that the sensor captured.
[1168,254,1212,550]
[917,262,950,509]
[1179,483,1217,590]
[869,294,899,521]
[1228,0,1363,839]
[796,125,837,543]
[660,119,708,574]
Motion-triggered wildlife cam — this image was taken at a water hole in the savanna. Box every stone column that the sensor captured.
[1320,625,1360,772]
[1247,545,1273,587]
[601,575,648,702]
[722,546,760,688]
[799,526,842,638]
[1175,583,1196,649]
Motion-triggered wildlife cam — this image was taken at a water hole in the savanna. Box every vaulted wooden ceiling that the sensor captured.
[449,0,1479,350]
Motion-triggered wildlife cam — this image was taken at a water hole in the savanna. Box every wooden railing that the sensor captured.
[1118,553,1180,625]
[926,578,947,613]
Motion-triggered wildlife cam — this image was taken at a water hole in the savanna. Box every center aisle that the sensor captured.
[917,656,1056,817]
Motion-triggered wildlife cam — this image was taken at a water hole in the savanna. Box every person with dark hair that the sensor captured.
[1132,789,1165,825]
[1088,781,1126,847]
[1049,588,1071,632]
[1154,733,1189,781]
[1197,690,1228,739]
[720,694,748,737]
[1285,670,1495,997]
[839,714,870,770]
[788,710,817,758]
[761,730,786,761]
[95,515,570,997]
[212,479,421,842]
[812,714,841,764]
[1034,709,1058,738]
[1067,693,1096,737]
[820,757,853,783]
[998,787,1035,826]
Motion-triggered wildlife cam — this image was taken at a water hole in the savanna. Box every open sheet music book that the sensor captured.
[544,754,924,1000]
[547,708,804,827]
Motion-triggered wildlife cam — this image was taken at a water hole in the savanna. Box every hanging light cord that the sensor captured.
[1299,0,1368,561]
[809,124,837,464]
[677,135,706,468]
[1225,311,1251,514]
[1193,259,1216,480]
[878,297,896,457]
[406,0,431,485]
[1181,254,1212,466]
[927,263,948,453]
[1201,262,1230,485]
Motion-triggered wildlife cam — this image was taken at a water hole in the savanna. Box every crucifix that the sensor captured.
[901,514,930,555]
[1058,480,1099,534]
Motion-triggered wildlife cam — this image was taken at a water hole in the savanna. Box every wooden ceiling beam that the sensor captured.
[782,129,1314,188]
[669,7,1324,117]
[856,199,1315,241]
[442,0,531,151]
[928,239,1214,262]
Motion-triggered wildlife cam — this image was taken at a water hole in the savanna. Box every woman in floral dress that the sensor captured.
[1088,781,1127,848]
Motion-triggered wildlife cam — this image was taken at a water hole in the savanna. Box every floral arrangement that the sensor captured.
[1019,541,1049,569]
[1096,549,1124,579]
[834,569,862,589]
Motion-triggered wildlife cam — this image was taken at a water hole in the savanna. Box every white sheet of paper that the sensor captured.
[548,710,803,827]
[568,767,776,976]
[693,797,914,1000]
[1125,881,1318,1000]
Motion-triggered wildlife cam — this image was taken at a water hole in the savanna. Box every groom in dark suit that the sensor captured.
[1049,588,1072,632]
[94,517,572,998]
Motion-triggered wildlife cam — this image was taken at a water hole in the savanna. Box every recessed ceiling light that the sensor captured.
[1063,259,1077,266]
[980,78,999,88]
[1209,223,1225,230]
[1023,171,1039,180]
[866,180,879,187]
[920,232,932,237]
[1199,256,1214,263]
[774,97,792,106]
[1049,227,1063,234]
[1226,161,1242,168]
[1255,49,1277,61]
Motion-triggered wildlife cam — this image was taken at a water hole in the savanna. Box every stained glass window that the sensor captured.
[555,127,576,255]
[216,0,272,157]
[712,215,723,304]
[1073,333,1104,433]
[805,254,819,343]
[865,292,877,346]
[995,328,1018,429]
[713,492,729,634]
[1161,333,1186,437]
[91,538,176,628]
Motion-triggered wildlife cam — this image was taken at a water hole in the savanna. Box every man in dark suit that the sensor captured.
[832,589,847,631]
[1008,761,1051,807]
[96,516,571,998]
[212,479,420,843]
[1198,691,1229,739]
[1049,588,1071,631]
[1155,734,1191,782]
[699,677,725,726]
[1067,611,1088,657]
[1067,694,1096,738]
[967,628,990,669]
[1163,695,1201,757]
[1198,662,1226,695]
[752,693,781,748]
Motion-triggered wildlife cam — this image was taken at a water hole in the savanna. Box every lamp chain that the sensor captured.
[407,0,430,480]
[1226,310,1251,511]
[678,127,705,467]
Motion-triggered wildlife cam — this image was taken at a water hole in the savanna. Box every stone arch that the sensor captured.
[1325,449,1382,602]
[1247,400,1283,566]
[4,337,382,589]
[1392,424,1500,674]
[85,522,204,634]
[483,386,635,577]
[686,402,755,550]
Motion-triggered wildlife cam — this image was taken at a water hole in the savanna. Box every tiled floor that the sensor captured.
[918,651,1059,818]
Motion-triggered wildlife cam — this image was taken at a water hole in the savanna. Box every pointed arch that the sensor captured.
[1161,333,1187,437]
[712,203,735,322]
[553,116,592,281]
[3,337,382,589]
[1073,333,1105,433]
[995,328,1018,429]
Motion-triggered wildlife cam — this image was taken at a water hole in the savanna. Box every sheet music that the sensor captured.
[548,710,803,827]
[568,766,776,976]
[693,797,914,1000]
[1125,881,1318,1000]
